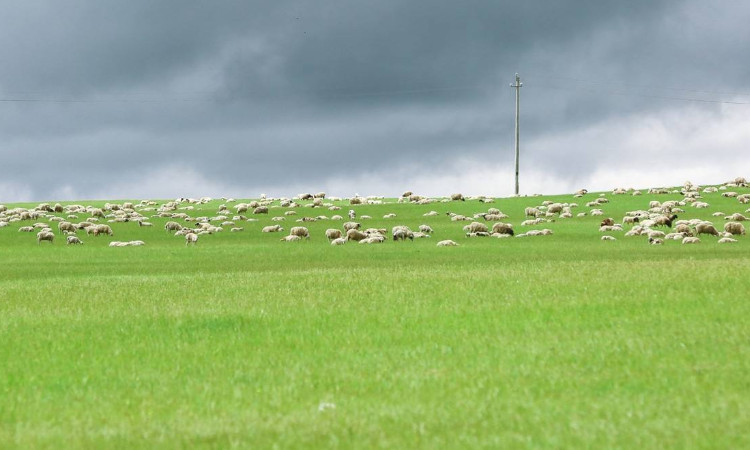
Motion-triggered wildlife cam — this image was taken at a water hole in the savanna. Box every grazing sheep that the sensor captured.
[653,214,678,228]
[463,222,489,233]
[343,221,361,231]
[724,222,746,236]
[165,221,183,232]
[346,229,367,242]
[418,224,433,234]
[695,222,719,236]
[727,213,747,221]
[392,225,414,241]
[325,229,342,240]
[66,236,83,245]
[623,216,640,225]
[18,226,35,232]
[37,231,55,244]
[360,235,386,244]
[436,240,459,247]
[289,226,310,239]
[600,218,615,227]
[253,206,269,214]
[330,237,347,246]
[58,221,77,233]
[280,235,302,242]
[491,222,514,236]
[451,193,465,201]
[547,203,564,214]
[682,237,701,244]
[601,235,616,241]
[718,237,738,244]
[185,233,198,245]
[648,237,663,245]
[262,225,283,233]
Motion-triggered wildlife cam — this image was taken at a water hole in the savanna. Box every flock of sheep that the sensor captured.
[0,177,748,249]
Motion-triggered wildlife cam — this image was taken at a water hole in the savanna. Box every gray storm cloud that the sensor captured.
[0,0,748,201]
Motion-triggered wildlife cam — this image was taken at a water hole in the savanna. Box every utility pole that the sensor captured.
[510,73,522,196]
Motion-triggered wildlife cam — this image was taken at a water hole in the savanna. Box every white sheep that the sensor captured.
[463,222,488,233]
[718,237,738,244]
[37,231,55,244]
[280,235,302,242]
[289,226,310,239]
[325,229,342,240]
[66,236,83,245]
[185,233,198,245]
[419,225,433,234]
[601,235,616,241]
[436,240,459,247]
[330,237,347,246]
[724,222,746,235]
[262,225,283,233]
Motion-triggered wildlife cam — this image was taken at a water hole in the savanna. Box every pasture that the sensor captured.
[1,183,749,448]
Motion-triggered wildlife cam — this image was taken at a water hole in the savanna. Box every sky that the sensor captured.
[1,1,749,202]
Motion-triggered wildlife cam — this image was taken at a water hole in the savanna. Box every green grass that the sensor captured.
[1,187,749,448]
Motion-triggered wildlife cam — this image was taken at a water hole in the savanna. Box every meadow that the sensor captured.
[1,185,749,448]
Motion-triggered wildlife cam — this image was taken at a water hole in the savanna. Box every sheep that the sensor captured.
[695,222,719,236]
[491,222,514,235]
[463,222,488,233]
[325,229,342,240]
[262,225,283,233]
[253,206,269,214]
[331,215,344,220]
[423,211,438,217]
[419,224,433,234]
[383,213,397,219]
[165,221,183,232]
[289,226,310,239]
[138,221,153,227]
[436,240,459,247]
[547,203,564,214]
[230,227,244,232]
[346,229,367,242]
[648,237,663,245]
[95,224,114,236]
[600,218,615,227]
[66,235,83,245]
[724,222,746,236]
[392,225,414,241]
[18,226,35,232]
[185,233,198,245]
[466,232,490,238]
[58,221,77,233]
[601,235,616,241]
[343,221,361,231]
[653,214,678,228]
[271,216,286,222]
[330,237,347,246]
[718,237,738,244]
[450,193,465,201]
[647,230,666,239]
[623,216,640,225]
[482,213,508,221]
[674,224,692,235]
[360,235,386,244]
[727,213,747,222]
[412,232,431,239]
[280,235,302,242]
[37,231,55,244]
[682,237,701,244]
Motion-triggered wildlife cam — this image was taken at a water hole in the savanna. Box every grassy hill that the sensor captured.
[1,185,749,448]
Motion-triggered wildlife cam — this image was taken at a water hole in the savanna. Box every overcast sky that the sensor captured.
[1,1,749,201]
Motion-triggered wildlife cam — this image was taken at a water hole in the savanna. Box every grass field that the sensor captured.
[1,185,749,448]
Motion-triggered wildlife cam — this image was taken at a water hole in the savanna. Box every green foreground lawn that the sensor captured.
[1,187,749,448]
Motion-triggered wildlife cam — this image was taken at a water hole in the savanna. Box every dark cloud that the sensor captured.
[0,1,748,201]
